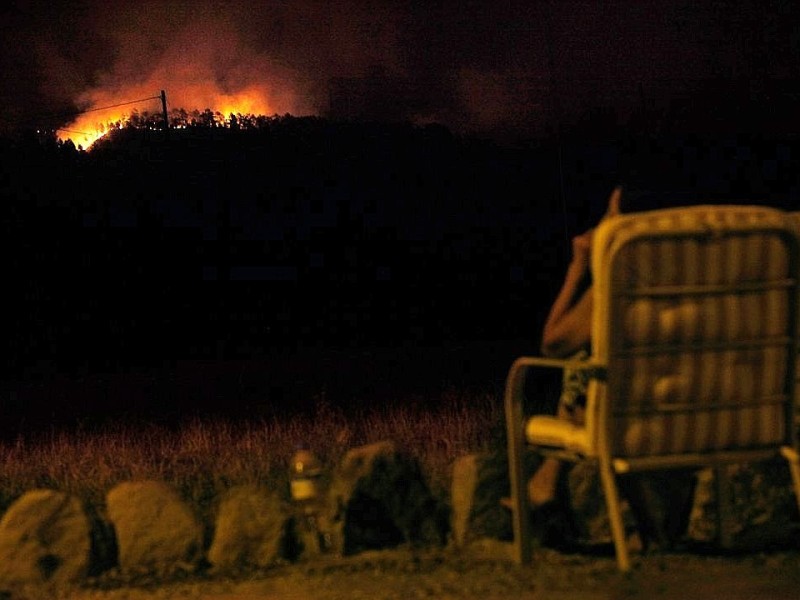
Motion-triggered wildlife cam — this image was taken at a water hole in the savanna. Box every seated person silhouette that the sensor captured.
[526,186,695,551]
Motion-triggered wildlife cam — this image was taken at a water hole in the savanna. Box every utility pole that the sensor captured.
[160,90,169,139]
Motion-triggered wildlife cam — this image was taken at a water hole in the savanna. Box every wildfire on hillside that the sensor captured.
[52,12,307,151]
[56,85,288,149]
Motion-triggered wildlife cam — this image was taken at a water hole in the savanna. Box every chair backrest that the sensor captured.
[590,205,800,460]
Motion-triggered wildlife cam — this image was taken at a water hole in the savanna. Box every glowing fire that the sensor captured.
[57,106,143,149]
[52,8,311,150]
[48,3,319,150]
[56,84,285,149]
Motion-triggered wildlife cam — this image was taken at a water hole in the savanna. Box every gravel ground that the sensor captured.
[7,542,798,600]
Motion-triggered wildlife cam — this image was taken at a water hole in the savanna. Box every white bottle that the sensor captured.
[290,445,322,508]
[290,445,327,554]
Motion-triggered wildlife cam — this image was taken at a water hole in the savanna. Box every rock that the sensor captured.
[450,453,512,546]
[688,463,800,549]
[687,468,716,542]
[106,480,204,573]
[567,461,611,543]
[0,489,91,587]
[208,485,291,570]
[450,455,479,546]
[448,449,637,548]
[319,441,448,555]
[568,464,696,547]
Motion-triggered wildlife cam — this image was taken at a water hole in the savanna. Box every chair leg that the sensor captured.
[599,456,630,572]
[780,447,800,518]
[714,466,734,548]
[505,378,532,565]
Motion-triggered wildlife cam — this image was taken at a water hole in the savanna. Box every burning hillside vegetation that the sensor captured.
[55,101,286,150]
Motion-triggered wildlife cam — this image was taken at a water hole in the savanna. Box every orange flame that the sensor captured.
[57,106,138,149]
[57,84,288,149]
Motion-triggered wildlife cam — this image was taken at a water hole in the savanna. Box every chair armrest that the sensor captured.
[526,415,589,453]
[504,355,606,413]
[503,356,605,565]
[504,356,605,454]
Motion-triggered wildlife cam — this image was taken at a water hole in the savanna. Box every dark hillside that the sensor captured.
[3,121,562,364]
[2,118,799,426]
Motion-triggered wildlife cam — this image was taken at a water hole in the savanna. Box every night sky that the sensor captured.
[2,1,799,137]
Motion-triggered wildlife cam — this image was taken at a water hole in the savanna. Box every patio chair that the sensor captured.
[505,204,800,572]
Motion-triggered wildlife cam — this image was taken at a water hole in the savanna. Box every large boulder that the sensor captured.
[319,441,448,555]
[567,461,613,543]
[106,480,204,573]
[208,485,290,570]
[448,450,623,548]
[568,463,695,547]
[0,489,91,587]
[688,463,800,549]
[450,453,512,546]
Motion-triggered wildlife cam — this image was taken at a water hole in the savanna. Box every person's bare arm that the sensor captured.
[540,187,621,358]
[540,232,593,357]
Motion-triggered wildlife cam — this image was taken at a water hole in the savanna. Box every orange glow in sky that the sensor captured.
[55,9,307,151]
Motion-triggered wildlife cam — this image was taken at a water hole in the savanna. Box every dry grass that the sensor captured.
[0,387,502,517]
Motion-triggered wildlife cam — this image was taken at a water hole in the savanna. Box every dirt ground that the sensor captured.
[9,541,798,600]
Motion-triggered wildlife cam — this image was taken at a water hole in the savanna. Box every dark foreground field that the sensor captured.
[2,385,798,600]
[35,545,800,600]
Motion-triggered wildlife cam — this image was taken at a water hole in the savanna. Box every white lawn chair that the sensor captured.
[505,205,800,571]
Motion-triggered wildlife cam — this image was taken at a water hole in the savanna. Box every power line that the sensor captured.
[62,95,162,118]
[35,94,162,121]
[55,128,94,136]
